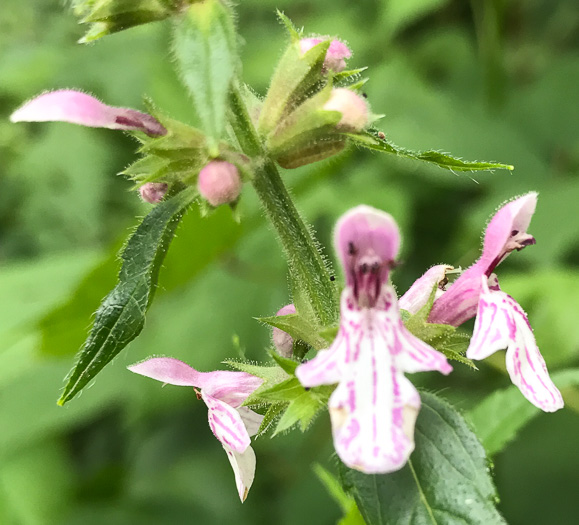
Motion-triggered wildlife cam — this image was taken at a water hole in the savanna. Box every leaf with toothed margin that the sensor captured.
[172,0,237,143]
[223,360,289,384]
[257,402,287,435]
[339,391,506,525]
[333,67,369,84]
[348,130,515,172]
[274,392,323,434]
[269,351,299,375]
[58,187,196,405]
[276,10,301,41]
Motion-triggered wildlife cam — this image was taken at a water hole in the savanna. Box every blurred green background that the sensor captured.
[1,0,578,523]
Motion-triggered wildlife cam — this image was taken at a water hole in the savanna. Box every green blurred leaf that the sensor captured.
[314,464,365,525]
[58,188,196,405]
[349,130,514,172]
[340,391,505,525]
[0,440,72,524]
[468,368,579,456]
[172,0,237,143]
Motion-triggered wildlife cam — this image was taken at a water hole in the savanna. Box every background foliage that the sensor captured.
[0,0,578,523]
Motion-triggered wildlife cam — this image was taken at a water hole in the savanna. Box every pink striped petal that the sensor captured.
[128,357,208,387]
[328,325,421,473]
[467,278,563,412]
[395,319,453,375]
[480,192,537,270]
[465,278,512,360]
[128,357,262,407]
[399,264,453,314]
[11,90,166,137]
[203,393,251,453]
[430,193,538,327]
[296,289,362,388]
[223,444,257,503]
[334,205,400,308]
[298,286,449,473]
[203,374,263,408]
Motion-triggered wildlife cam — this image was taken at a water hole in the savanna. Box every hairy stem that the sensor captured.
[228,83,339,326]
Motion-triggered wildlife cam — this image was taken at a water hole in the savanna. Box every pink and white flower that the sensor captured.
[399,264,453,315]
[128,357,263,502]
[10,90,166,137]
[299,37,352,72]
[468,277,563,411]
[426,193,563,412]
[296,205,451,474]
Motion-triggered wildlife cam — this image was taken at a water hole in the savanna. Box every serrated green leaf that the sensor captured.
[257,313,327,350]
[223,360,288,384]
[274,391,323,434]
[255,377,304,402]
[40,205,241,358]
[58,187,196,405]
[276,10,301,41]
[257,402,287,436]
[173,0,237,143]
[348,130,514,172]
[269,350,299,375]
[468,368,579,456]
[333,67,369,84]
[339,391,505,525]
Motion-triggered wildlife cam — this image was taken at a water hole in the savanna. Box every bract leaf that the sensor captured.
[173,0,237,143]
[58,187,196,405]
[349,130,514,172]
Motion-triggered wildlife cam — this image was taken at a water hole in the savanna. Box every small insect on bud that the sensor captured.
[324,88,369,132]
[139,182,168,204]
[299,37,352,73]
[272,304,296,357]
[197,161,242,207]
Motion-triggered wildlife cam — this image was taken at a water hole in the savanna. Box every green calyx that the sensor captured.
[257,15,371,169]
[124,108,250,195]
[73,0,190,43]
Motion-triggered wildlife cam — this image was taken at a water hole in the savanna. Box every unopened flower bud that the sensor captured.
[323,88,369,132]
[272,304,296,357]
[197,161,241,207]
[139,182,168,204]
[299,37,352,72]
